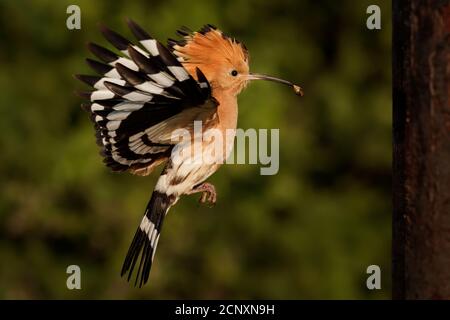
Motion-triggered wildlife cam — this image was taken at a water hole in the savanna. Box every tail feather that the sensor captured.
[121,190,174,287]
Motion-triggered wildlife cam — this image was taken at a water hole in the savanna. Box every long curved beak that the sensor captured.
[247,73,304,96]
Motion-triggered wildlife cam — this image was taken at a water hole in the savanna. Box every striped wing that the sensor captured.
[77,20,217,176]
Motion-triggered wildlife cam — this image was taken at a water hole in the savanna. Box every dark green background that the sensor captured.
[0,0,391,299]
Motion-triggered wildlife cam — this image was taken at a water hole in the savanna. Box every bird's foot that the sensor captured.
[188,183,217,206]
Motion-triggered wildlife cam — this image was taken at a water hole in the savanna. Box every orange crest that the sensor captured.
[168,25,249,91]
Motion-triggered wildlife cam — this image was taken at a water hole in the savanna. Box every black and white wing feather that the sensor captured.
[76,20,217,176]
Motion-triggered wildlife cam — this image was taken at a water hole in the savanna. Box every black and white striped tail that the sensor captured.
[121,190,175,287]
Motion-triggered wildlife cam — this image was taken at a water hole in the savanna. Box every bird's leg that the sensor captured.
[187,182,217,205]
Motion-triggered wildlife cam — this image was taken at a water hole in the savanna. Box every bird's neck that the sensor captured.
[210,89,238,162]
[212,89,238,131]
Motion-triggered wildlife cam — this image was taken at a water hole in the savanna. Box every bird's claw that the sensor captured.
[196,183,217,207]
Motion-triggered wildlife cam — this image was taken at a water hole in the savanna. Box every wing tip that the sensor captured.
[87,42,118,63]
[86,58,113,75]
[126,18,152,41]
[99,23,130,51]
[75,74,100,87]
[74,90,92,99]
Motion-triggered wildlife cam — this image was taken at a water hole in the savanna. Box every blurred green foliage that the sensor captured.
[0,0,391,299]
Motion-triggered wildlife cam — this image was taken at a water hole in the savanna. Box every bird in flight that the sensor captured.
[76,19,302,287]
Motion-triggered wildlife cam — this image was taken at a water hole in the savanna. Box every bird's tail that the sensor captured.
[121,190,176,287]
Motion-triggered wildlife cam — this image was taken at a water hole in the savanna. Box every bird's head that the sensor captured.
[169,25,303,97]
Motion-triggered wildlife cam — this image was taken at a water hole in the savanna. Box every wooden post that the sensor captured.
[393,0,450,299]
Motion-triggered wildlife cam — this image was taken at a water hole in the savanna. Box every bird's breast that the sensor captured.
[162,125,236,196]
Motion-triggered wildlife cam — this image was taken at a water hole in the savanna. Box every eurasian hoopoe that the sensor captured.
[76,19,302,287]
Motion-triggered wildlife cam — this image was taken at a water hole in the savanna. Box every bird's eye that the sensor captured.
[231,70,238,77]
